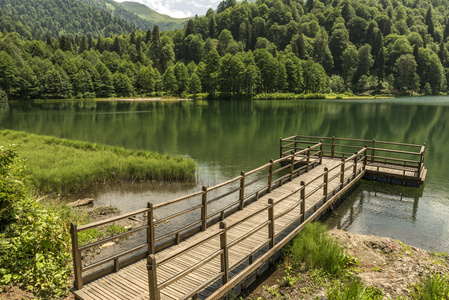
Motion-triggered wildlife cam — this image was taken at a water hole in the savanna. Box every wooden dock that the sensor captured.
[70,135,426,300]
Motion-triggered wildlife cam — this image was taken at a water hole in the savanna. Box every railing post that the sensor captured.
[201,186,208,231]
[331,136,335,158]
[371,138,375,162]
[323,168,328,202]
[280,137,283,158]
[307,146,311,171]
[290,154,295,180]
[340,158,345,189]
[268,159,273,193]
[71,223,83,290]
[418,144,425,177]
[239,171,245,209]
[219,222,229,284]
[300,181,305,223]
[147,202,155,254]
[319,141,323,164]
[363,146,368,170]
[268,198,275,248]
[147,254,159,300]
[294,133,298,153]
[353,151,358,178]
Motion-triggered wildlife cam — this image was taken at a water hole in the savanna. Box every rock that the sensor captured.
[68,198,94,207]
[101,242,115,248]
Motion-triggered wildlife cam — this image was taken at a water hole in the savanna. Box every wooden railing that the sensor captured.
[70,142,325,289]
[146,148,368,300]
[280,134,426,178]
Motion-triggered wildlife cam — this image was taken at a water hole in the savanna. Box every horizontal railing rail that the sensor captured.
[71,134,425,298]
[71,141,324,289]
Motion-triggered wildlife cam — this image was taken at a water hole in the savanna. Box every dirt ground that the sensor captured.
[246,229,449,299]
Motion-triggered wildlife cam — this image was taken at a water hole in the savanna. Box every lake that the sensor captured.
[1,97,448,252]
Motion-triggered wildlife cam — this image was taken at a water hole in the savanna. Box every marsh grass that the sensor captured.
[0,130,196,194]
[289,222,346,276]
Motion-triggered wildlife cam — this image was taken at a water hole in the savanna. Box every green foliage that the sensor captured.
[0,0,139,39]
[0,130,196,194]
[0,88,7,102]
[410,273,449,300]
[0,146,25,229]
[78,228,102,246]
[326,278,383,300]
[0,149,71,298]
[3,0,449,98]
[289,222,346,276]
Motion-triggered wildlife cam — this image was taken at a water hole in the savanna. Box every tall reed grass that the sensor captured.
[0,130,196,194]
[289,222,345,276]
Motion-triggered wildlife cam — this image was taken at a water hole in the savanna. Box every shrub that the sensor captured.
[0,88,7,102]
[0,148,71,298]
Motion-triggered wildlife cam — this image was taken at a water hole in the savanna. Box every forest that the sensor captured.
[1,0,449,101]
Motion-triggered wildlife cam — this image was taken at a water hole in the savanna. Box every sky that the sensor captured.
[115,0,222,18]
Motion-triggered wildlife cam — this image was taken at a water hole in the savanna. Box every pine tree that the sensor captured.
[426,7,435,38]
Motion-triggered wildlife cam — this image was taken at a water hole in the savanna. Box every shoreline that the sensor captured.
[244,229,449,299]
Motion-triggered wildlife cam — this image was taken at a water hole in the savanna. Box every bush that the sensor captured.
[0,148,71,298]
[0,146,25,230]
[289,222,346,275]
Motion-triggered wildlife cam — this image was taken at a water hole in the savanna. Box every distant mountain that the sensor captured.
[77,0,154,30]
[119,1,190,31]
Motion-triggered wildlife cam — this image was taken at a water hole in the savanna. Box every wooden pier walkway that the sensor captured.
[70,135,426,300]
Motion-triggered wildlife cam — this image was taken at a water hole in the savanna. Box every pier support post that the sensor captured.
[147,254,160,300]
[353,152,358,178]
[300,181,305,222]
[147,202,155,254]
[220,222,229,284]
[363,146,368,170]
[323,168,328,202]
[71,223,83,290]
[201,186,208,231]
[239,171,245,209]
[268,199,275,248]
[371,139,376,162]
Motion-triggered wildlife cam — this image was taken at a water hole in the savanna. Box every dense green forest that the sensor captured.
[0,0,187,40]
[1,0,449,100]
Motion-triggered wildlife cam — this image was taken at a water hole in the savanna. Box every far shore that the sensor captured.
[97,97,190,102]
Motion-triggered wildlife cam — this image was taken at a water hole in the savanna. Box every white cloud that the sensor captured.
[115,0,216,18]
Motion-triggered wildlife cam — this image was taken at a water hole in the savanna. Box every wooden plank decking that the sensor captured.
[71,135,427,300]
[73,157,364,300]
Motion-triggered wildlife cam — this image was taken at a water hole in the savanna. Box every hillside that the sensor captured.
[120,1,189,31]
[0,0,138,38]
[2,0,449,101]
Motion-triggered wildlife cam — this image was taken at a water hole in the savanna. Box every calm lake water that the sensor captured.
[1,97,448,252]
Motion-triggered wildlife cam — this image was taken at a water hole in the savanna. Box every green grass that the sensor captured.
[289,222,348,276]
[0,130,196,194]
[410,273,449,299]
[326,278,383,300]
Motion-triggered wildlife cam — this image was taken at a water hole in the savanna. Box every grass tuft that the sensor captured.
[289,222,346,276]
